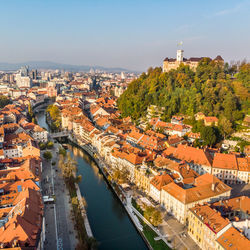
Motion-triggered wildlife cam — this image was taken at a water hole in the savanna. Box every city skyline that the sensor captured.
[1,0,250,71]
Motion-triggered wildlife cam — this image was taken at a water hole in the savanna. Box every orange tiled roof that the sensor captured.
[127,130,143,141]
[237,157,250,172]
[212,196,250,214]
[204,116,218,123]
[150,174,173,191]
[164,144,212,166]
[162,174,231,204]
[213,153,238,170]
[0,188,43,248]
[216,227,250,249]
[190,204,230,233]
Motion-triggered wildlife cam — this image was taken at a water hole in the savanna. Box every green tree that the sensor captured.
[27,103,35,122]
[112,166,129,184]
[0,95,11,108]
[43,151,52,160]
[219,117,233,139]
[151,209,162,226]
[59,147,67,156]
[201,126,220,146]
[39,142,46,150]
[237,62,250,87]
[144,206,162,226]
[58,153,77,183]
[46,105,62,131]
[46,141,54,149]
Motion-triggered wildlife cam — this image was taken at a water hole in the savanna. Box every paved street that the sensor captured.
[41,141,77,250]
[159,213,199,250]
[231,183,250,198]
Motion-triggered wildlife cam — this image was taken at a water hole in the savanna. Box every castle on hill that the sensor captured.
[163,49,224,72]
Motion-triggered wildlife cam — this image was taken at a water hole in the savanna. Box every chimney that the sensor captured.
[211,183,215,191]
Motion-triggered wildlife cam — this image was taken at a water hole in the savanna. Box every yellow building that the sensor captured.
[134,165,153,193]
[188,204,231,250]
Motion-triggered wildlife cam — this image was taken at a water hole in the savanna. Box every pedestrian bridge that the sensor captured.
[50,131,70,138]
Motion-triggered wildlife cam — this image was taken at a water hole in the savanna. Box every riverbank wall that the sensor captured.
[74,183,94,238]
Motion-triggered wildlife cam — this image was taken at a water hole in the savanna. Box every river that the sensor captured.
[36,111,148,250]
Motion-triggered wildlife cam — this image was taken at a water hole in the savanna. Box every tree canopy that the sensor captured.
[118,60,249,127]
[0,95,11,108]
[43,151,52,160]
[46,105,61,131]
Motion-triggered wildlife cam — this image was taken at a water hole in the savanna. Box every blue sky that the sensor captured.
[0,0,250,71]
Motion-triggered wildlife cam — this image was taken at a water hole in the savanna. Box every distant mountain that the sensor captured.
[0,61,133,73]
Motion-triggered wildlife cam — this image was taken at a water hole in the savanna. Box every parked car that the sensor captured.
[222,143,229,150]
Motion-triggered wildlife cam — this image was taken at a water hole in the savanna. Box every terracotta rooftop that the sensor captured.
[213,153,238,170]
[216,227,250,249]
[212,196,250,215]
[150,174,173,191]
[164,144,213,166]
[162,174,231,204]
[190,204,230,233]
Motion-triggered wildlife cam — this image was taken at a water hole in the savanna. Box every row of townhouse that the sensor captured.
[130,155,231,225]
[164,144,250,184]
[160,174,231,224]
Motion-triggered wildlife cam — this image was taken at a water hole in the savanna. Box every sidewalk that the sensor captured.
[42,141,78,250]
[52,141,78,250]
[159,213,200,250]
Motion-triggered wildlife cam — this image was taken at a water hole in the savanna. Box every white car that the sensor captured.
[222,144,229,150]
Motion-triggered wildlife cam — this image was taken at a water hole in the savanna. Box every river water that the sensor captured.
[36,111,148,250]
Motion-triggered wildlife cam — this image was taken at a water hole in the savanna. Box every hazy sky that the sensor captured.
[1,0,250,71]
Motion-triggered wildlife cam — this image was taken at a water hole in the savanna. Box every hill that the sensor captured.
[117,58,249,126]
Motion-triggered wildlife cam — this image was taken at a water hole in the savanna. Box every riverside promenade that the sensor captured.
[41,141,78,250]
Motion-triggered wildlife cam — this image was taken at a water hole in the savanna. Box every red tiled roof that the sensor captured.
[213,153,238,170]
[150,174,173,191]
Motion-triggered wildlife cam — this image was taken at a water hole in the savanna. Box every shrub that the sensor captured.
[39,142,46,150]
[43,151,52,160]
[59,147,66,156]
[46,141,54,149]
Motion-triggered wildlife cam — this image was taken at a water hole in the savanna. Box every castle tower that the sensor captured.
[176,49,184,62]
